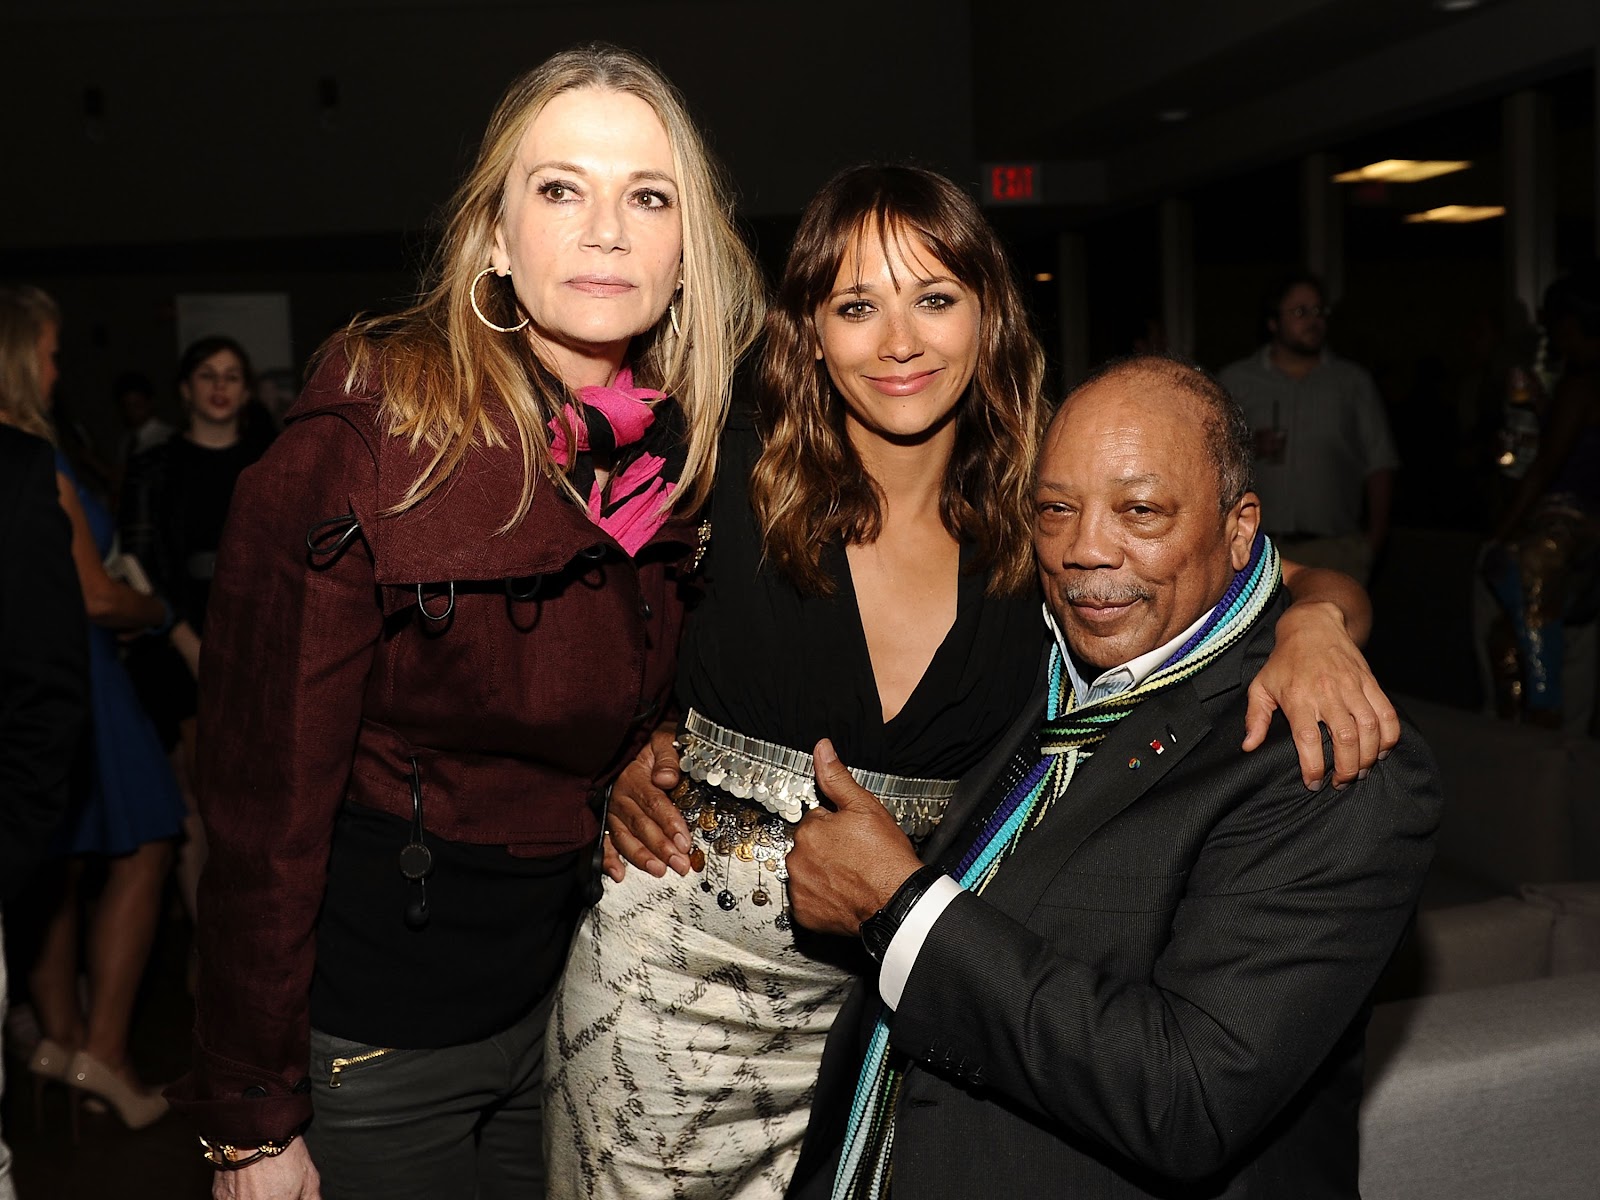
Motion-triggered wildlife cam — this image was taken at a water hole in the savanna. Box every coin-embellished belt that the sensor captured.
[677,708,956,835]
[672,779,799,928]
[672,709,958,924]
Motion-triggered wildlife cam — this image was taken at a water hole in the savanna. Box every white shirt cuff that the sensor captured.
[878,874,964,1010]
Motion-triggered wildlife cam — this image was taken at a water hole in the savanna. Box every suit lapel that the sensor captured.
[924,598,1273,903]
[979,683,1213,916]
[977,607,1278,914]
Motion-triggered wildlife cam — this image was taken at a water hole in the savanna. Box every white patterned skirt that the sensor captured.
[545,780,853,1199]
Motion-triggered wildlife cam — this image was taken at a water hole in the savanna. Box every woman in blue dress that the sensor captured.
[0,285,185,1131]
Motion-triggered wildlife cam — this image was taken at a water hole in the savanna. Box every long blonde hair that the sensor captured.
[0,284,61,443]
[340,43,763,525]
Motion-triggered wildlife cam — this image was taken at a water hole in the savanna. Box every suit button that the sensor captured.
[639,601,652,620]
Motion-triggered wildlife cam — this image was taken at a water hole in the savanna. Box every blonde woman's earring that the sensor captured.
[470,267,529,333]
[669,278,684,337]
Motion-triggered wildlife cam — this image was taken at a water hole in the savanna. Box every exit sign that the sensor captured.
[984,162,1042,205]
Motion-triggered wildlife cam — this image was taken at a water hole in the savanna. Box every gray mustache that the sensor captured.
[1061,582,1152,605]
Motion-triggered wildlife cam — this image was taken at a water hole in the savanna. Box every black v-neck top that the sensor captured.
[677,406,1047,780]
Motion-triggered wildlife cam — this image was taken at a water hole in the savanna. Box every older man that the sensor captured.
[786,357,1440,1199]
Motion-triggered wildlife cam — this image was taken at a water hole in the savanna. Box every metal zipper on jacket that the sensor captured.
[327,1047,393,1088]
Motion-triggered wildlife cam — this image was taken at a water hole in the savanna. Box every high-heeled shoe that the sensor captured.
[29,1037,71,1080]
[28,1037,72,1126]
[65,1050,168,1131]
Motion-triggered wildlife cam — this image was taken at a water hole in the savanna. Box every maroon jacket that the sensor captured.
[168,354,698,1143]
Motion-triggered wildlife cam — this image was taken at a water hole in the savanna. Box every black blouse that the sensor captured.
[120,434,271,632]
[677,407,1046,781]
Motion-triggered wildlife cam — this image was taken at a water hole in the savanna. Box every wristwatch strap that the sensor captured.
[861,864,945,964]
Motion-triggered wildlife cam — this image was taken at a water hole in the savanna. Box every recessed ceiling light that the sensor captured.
[1158,108,1190,123]
[1332,159,1472,184]
[1033,272,1055,283]
[1433,0,1484,12]
[1403,205,1506,224]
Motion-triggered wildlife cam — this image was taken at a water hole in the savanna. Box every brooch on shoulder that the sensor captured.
[690,518,712,572]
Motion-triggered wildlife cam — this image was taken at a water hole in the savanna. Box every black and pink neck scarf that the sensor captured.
[548,366,681,555]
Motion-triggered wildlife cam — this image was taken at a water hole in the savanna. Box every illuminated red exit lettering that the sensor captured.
[990,164,1035,202]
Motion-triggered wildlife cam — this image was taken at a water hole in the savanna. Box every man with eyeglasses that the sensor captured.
[1219,271,1398,584]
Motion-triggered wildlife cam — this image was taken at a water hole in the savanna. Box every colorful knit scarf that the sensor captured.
[548,366,676,555]
[833,533,1282,1200]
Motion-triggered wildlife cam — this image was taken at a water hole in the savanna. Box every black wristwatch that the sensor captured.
[860,865,946,964]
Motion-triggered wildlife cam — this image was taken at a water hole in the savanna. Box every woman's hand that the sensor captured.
[56,472,169,631]
[171,620,202,678]
[1244,599,1400,790]
[211,1137,320,1199]
[603,723,692,879]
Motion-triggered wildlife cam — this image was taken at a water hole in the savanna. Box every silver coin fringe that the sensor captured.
[678,708,956,838]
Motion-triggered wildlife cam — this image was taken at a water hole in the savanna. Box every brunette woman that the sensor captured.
[547,166,1397,1199]
[119,335,272,918]
[0,285,183,1132]
[166,45,762,1200]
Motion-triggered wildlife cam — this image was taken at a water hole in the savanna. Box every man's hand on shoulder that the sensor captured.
[787,740,923,937]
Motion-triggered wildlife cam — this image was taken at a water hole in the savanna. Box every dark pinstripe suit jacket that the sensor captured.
[792,596,1441,1199]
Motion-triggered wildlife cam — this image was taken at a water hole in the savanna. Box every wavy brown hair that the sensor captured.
[749,165,1046,595]
[338,43,763,526]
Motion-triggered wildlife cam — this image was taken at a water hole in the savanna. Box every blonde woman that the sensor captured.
[165,45,761,1200]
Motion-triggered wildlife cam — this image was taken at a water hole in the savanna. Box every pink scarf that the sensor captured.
[548,367,677,555]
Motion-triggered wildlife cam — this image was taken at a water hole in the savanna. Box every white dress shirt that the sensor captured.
[877,605,1210,1009]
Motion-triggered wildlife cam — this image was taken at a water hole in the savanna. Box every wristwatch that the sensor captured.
[860,865,945,964]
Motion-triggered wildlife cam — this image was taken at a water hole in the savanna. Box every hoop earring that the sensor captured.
[669,300,681,338]
[470,267,529,333]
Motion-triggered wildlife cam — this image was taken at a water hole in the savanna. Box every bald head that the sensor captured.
[1033,356,1261,670]
[1048,356,1252,513]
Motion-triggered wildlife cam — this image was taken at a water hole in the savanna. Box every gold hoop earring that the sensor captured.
[668,278,684,338]
[470,267,529,333]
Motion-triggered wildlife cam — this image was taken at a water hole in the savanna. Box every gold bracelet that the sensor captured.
[198,1131,298,1171]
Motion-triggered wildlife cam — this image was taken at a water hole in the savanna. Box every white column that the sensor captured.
[1301,151,1344,301]
[1160,197,1195,360]
[1056,232,1089,392]
[1502,89,1555,325]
